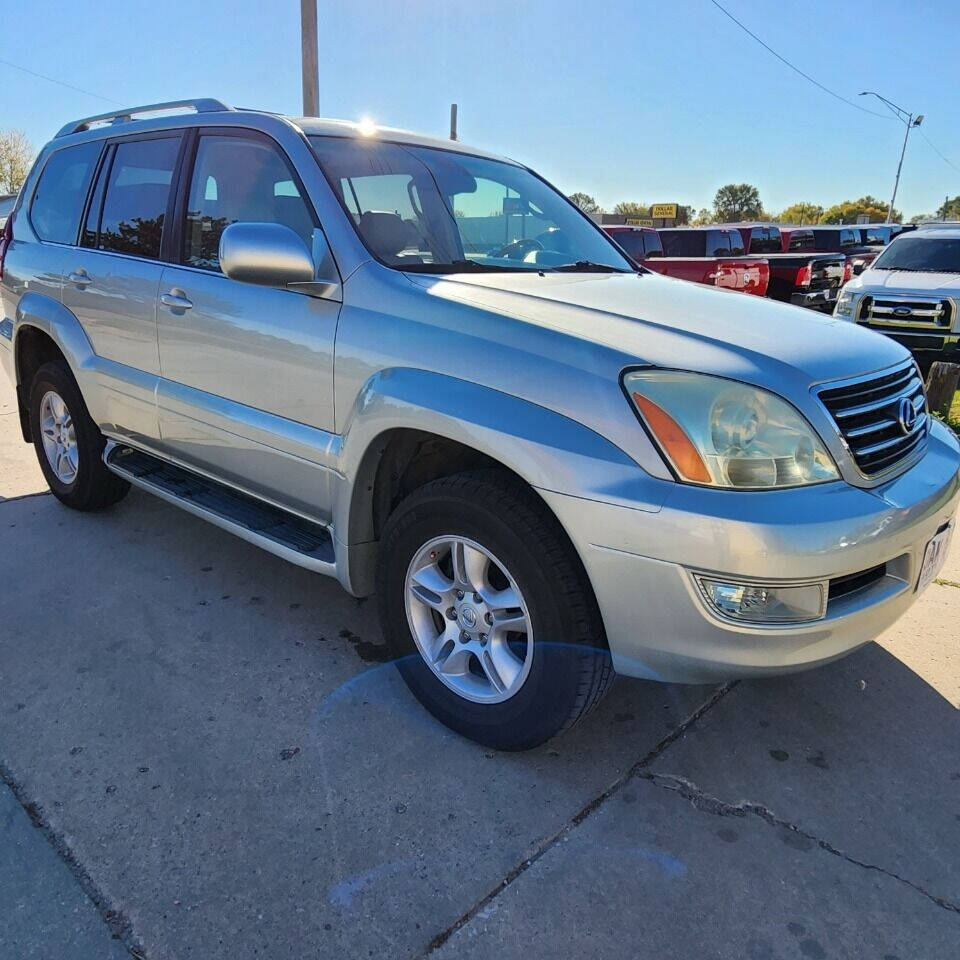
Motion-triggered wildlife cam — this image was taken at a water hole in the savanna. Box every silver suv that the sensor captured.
[2,100,958,749]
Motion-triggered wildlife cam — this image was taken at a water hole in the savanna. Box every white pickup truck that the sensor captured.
[836,226,960,375]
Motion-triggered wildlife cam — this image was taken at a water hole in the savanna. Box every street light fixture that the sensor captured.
[860,91,923,224]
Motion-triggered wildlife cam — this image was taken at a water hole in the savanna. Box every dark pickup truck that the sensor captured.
[724,223,846,310]
[780,225,883,277]
[605,225,769,296]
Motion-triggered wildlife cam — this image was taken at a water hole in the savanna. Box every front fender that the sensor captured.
[333,367,670,591]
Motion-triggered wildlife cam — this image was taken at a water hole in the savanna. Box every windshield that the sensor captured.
[308,136,633,273]
[872,236,960,273]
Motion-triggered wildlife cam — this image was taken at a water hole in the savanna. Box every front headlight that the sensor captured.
[834,289,856,318]
[624,370,840,489]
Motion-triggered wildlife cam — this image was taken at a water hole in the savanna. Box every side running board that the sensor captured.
[104,443,337,575]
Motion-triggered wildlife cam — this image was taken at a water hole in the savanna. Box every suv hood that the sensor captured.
[408,270,907,386]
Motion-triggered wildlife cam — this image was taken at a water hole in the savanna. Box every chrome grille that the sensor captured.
[858,295,953,329]
[818,361,928,477]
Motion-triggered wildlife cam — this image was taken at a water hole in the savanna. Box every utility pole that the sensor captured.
[860,91,923,224]
[449,103,458,141]
[301,0,319,117]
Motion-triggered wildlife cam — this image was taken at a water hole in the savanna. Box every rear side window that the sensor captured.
[660,231,705,257]
[643,231,663,257]
[750,227,781,253]
[610,231,646,260]
[706,230,732,256]
[183,135,316,272]
[96,137,181,260]
[30,141,102,245]
[786,230,814,251]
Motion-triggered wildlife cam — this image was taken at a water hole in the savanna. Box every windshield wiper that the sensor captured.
[402,259,538,274]
[550,260,632,273]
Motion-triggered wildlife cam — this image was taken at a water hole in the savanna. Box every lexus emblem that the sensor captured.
[898,396,918,434]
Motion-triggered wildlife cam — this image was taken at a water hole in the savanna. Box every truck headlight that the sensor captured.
[623,370,839,489]
[834,289,855,318]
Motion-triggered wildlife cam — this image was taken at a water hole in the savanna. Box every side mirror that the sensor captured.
[853,263,865,275]
[219,222,316,288]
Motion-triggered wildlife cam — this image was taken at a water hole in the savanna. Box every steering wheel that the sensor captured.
[490,237,543,260]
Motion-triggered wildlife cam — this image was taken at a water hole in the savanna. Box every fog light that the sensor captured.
[697,577,826,623]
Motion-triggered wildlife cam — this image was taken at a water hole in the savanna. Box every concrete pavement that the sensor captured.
[1,373,958,959]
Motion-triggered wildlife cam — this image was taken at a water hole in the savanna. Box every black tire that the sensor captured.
[28,361,130,511]
[378,469,613,750]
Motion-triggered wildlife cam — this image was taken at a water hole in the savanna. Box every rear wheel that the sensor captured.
[28,362,130,510]
[378,470,613,750]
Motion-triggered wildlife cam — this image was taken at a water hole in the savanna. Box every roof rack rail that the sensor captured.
[55,98,234,138]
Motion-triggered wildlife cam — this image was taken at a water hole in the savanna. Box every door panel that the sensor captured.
[61,135,183,444]
[155,131,339,521]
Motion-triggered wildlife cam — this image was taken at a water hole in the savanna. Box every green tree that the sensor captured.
[936,195,960,220]
[777,202,823,225]
[568,192,601,214]
[0,129,32,194]
[613,201,650,217]
[819,196,900,224]
[691,207,713,226]
[713,183,763,221]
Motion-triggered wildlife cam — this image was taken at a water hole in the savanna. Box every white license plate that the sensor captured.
[916,525,952,593]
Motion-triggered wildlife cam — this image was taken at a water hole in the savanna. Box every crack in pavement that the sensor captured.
[0,759,147,959]
[642,771,960,917]
[417,682,738,956]
[0,490,51,505]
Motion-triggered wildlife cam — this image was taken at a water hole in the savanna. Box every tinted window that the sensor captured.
[813,229,858,252]
[786,230,814,251]
[660,231,704,257]
[749,227,781,253]
[184,135,315,272]
[873,236,960,273]
[643,231,663,257]
[30,141,102,244]
[706,230,731,256]
[97,137,180,260]
[609,230,646,260]
[862,227,890,245]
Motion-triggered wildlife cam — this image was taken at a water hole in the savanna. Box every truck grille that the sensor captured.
[818,361,927,477]
[858,295,953,329]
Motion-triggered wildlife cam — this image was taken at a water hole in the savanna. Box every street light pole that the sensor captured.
[860,91,923,224]
[300,0,319,117]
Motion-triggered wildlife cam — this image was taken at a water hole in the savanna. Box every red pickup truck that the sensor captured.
[604,225,769,296]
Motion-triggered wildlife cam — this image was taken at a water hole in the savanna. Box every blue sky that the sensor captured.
[3,0,958,218]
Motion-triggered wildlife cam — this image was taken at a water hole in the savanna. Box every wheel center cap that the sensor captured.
[459,605,478,629]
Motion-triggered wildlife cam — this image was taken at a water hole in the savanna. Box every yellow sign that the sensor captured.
[651,204,678,219]
[625,218,654,227]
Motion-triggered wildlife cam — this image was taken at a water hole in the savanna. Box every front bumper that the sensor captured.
[791,286,838,311]
[540,419,960,683]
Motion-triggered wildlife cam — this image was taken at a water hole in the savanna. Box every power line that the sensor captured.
[0,57,122,106]
[916,127,960,175]
[707,0,894,120]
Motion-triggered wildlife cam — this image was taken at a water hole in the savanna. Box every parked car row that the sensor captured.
[602,221,906,312]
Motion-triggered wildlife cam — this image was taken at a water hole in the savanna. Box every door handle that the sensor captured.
[67,270,92,287]
[160,291,193,311]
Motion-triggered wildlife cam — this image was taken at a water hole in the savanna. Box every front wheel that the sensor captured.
[378,470,613,750]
